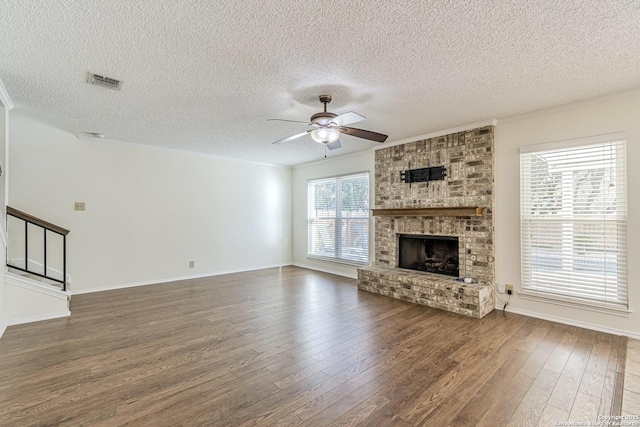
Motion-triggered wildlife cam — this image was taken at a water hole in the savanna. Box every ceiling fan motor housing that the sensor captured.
[310,112,337,126]
[311,94,338,125]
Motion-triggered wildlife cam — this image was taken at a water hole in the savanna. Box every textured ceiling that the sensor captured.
[1,1,639,166]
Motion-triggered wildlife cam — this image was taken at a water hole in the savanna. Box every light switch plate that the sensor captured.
[74,202,85,211]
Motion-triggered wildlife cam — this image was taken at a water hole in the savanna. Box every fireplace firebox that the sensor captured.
[398,234,459,277]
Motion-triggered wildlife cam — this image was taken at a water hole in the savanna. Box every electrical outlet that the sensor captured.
[74,202,85,211]
[189,260,195,268]
[505,284,514,295]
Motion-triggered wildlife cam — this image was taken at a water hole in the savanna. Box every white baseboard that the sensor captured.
[292,262,358,279]
[71,263,293,295]
[4,310,71,327]
[0,323,7,339]
[496,303,640,340]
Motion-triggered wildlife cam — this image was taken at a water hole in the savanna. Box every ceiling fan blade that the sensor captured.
[326,140,342,150]
[330,112,365,126]
[267,118,316,126]
[338,127,388,143]
[271,130,313,144]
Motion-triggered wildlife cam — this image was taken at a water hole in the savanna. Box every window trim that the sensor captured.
[307,171,370,266]
[519,133,628,312]
[306,253,369,267]
[518,289,631,317]
[519,132,626,154]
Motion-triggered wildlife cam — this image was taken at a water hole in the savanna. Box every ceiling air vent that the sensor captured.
[87,72,122,91]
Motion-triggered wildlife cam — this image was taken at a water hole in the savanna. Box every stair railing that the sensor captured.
[6,206,69,291]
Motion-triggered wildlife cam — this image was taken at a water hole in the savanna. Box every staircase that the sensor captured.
[6,206,69,290]
[4,207,71,327]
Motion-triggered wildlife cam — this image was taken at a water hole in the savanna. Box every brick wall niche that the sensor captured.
[357,126,495,318]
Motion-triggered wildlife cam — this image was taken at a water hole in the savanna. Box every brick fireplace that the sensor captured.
[357,126,495,318]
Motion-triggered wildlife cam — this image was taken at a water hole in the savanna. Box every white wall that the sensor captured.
[0,103,6,335]
[9,109,292,293]
[292,150,375,278]
[495,90,640,338]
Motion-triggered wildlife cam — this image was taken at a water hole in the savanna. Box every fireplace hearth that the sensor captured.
[398,234,459,277]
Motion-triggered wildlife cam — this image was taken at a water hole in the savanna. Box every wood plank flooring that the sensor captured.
[0,266,628,426]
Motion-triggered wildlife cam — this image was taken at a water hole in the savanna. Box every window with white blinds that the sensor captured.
[308,172,369,265]
[520,136,627,311]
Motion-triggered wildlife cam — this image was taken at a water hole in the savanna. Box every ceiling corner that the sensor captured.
[0,77,15,110]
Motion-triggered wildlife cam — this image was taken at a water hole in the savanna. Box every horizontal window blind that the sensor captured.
[308,172,369,264]
[520,140,627,309]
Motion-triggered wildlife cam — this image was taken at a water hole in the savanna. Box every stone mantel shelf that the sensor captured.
[371,207,484,218]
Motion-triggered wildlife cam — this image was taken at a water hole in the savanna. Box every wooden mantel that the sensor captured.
[371,206,484,217]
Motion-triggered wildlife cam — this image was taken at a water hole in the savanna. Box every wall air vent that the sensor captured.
[87,72,122,91]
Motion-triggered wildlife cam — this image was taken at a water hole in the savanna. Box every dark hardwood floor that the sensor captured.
[0,266,626,426]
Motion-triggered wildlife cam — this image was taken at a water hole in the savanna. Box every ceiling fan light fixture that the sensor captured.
[311,127,340,144]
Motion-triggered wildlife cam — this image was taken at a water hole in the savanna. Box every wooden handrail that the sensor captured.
[6,206,70,235]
